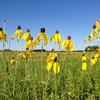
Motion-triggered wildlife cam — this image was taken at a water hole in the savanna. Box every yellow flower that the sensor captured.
[82,54,86,62]
[82,60,87,71]
[35,27,48,46]
[46,49,57,64]
[91,57,96,66]
[94,52,99,61]
[10,57,17,65]
[0,27,9,42]
[96,48,100,52]
[18,48,31,60]
[87,48,90,51]
[83,40,86,44]
[11,26,23,40]
[50,30,61,44]
[46,49,60,74]
[86,36,92,42]
[91,29,94,41]
[22,29,31,41]
[25,37,36,49]
[61,35,74,52]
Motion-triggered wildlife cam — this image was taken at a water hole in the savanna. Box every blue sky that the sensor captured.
[0,0,100,51]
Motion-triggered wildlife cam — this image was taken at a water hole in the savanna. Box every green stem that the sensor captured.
[41,38,43,80]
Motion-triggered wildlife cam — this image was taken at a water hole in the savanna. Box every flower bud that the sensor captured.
[67,35,71,40]
[41,27,45,33]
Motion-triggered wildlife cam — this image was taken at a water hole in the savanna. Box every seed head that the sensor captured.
[52,49,54,53]
[92,56,95,59]
[17,25,21,30]
[12,57,14,59]
[93,25,96,29]
[0,27,2,31]
[55,30,59,34]
[82,54,84,56]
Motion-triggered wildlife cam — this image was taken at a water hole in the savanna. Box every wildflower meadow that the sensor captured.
[0,19,100,100]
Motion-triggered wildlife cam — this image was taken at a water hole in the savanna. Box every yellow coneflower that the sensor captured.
[46,49,60,74]
[82,54,86,62]
[91,57,96,66]
[10,57,19,65]
[61,35,74,52]
[82,60,87,71]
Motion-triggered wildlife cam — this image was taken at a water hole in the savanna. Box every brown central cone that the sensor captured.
[88,36,91,38]
[17,25,21,30]
[47,53,49,56]
[52,49,54,53]
[4,20,6,22]
[30,37,33,40]
[26,48,29,50]
[0,27,2,31]
[27,29,30,32]
[82,54,84,56]
[95,52,97,54]
[93,25,96,29]
[83,60,86,62]
[41,27,45,33]
[55,30,59,34]
[67,35,71,40]
[54,57,57,62]
[92,57,95,59]
[12,57,14,59]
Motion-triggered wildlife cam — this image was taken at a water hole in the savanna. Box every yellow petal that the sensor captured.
[82,62,87,71]
[61,40,67,50]
[53,62,60,74]
[82,56,86,62]
[44,33,48,46]
[50,34,55,42]
[46,62,53,71]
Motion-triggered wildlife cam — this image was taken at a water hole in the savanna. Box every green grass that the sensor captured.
[0,51,100,100]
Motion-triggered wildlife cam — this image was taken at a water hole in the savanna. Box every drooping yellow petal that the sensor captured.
[46,62,53,71]
[82,56,86,62]
[61,40,67,50]
[36,33,44,41]
[10,59,15,65]
[91,59,96,66]
[44,33,48,46]
[96,21,99,29]
[64,39,70,48]
[22,32,31,41]
[91,29,94,41]
[50,34,55,42]
[25,40,35,49]
[84,40,86,44]
[53,62,60,74]
[0,31,4,41]
[82,62,87,71]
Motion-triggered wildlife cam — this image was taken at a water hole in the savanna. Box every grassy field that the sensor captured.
[0,51,100,100]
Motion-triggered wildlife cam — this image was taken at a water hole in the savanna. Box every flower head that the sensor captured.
[50,30,61,44]
[35,27,48,46]
[27,29,30,32]
[91,56,96,66]
[61,35,74,52]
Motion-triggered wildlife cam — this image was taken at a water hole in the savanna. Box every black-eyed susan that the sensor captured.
[46,49,60,74]
[91,56,96,66]
[22,29,31,41]
[11,25,23,40]
[0,27,9,42]
[35,27,48,46]
[50,30,61,45]
[10,57,19,65]
[82,54,86,62]
[82,60,87,71]
[25,37,36,49]
[61,35,74,52]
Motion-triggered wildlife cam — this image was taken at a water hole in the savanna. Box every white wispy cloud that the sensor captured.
[95,39,100,41]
